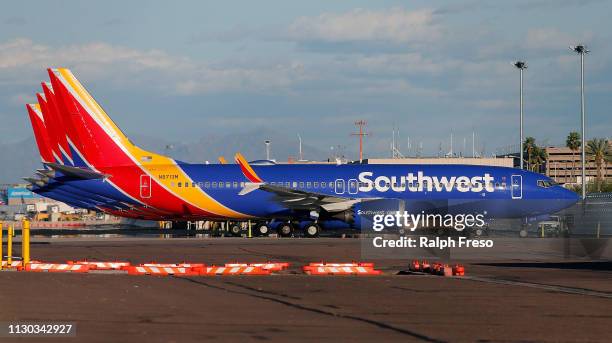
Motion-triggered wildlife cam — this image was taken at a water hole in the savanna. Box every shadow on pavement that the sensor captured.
[474,261,612,271]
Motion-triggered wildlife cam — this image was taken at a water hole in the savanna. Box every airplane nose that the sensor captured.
[557,187,580,210]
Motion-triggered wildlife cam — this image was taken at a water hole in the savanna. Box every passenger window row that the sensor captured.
[167,180,336,190]
[269,181,333,189]
[169,181,245,189]
[166,180,506,191]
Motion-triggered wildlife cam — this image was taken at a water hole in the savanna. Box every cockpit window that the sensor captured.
[537,180,556,188]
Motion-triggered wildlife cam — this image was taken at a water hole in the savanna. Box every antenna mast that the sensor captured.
[351,120,368,162]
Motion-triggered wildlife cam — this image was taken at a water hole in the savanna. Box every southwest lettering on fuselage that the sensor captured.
[358,171,495,193]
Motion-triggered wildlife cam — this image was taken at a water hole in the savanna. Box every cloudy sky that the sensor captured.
[1,0,610,159]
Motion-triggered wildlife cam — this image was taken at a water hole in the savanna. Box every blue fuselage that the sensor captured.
[36,163,579,224]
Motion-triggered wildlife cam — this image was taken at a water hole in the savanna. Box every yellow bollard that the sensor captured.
[22,219,30,266]
[7,225,13,264]
[0,222,3,270]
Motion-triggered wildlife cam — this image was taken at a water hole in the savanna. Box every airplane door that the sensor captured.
[511,175,522,199]
[348,179,358,194]
[140,174,152,198]
[334,179,345,194]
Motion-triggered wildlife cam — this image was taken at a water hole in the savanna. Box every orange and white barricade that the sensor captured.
[200,266,270,276]
[25,263,90,273]
[224,262,289,272]
[69,261,131,270]
[428,262,457,276]
[303,262,381,275]
[452,264,465,276]
[409,260,422,272]
[430,262,444,275]
[142,262,205,268]
[2,261,29,268]
[127,266,196,276]
[308,262,374,268]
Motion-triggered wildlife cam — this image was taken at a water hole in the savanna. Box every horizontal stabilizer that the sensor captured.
[45,163,108,180]
[34,171,50,183]
[37,169,55,178]
[23,177,46,187]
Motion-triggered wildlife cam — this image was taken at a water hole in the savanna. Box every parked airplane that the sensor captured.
[23,68,579,237]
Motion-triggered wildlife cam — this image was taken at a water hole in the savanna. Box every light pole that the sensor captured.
[513,61,527,170]
[570,44,589,199]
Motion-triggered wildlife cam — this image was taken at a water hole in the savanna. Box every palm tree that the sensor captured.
[586,138,611,192]
[530,146,547,173]
[523,137,536,171]
[565,132,580,183]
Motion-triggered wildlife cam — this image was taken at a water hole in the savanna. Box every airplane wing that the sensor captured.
[234,152,378,212]
[239,182,368,212]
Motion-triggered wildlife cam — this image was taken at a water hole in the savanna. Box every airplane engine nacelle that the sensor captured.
[326,204,364,228]
[353,199,405,231]
[330,209,355,224]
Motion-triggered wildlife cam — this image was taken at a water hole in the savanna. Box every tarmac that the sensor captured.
[1,237,611,342]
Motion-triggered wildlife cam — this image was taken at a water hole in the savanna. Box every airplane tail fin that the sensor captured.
[47,68,171,168]
[41,82,75,165]
[25,103,55,164]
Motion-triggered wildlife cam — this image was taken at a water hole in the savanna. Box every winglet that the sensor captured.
[218,156,227,164]
[234,153,263,183]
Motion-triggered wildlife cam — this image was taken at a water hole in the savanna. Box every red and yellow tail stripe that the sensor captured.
[234,153,263,183]
[51,68,250,219]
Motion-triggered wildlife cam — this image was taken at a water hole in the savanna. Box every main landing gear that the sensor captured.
[229,223,242,237]
[303,223,321,238]
[255,223,270,237]
[278,222,294,237]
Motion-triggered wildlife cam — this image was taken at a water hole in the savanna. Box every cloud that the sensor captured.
[0,38,307,95]
[474,27,593,60]
[525,28,591,51]
[174,61,307,95]
[435,0,603,14]
[287,8,441,44]
[0,38,457,99]
[352,53,459,76]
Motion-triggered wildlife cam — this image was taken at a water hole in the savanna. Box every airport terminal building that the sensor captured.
[545,146,612,185]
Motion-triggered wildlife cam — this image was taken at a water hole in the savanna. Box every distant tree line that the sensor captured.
[522,137,547,173]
